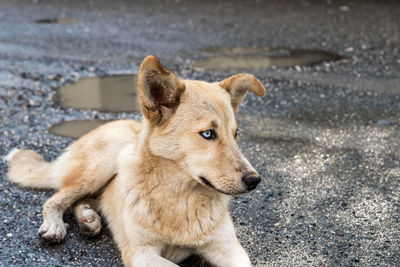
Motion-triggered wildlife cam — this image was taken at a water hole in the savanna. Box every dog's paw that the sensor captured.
[79,208,101,237]
[38,219,69,244]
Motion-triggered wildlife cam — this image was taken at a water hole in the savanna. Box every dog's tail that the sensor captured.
[4,148,60,189]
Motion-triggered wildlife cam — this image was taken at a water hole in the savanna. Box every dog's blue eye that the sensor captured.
[200,130,217,140]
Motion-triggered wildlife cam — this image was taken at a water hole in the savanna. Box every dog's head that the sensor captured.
[137,55,266,195]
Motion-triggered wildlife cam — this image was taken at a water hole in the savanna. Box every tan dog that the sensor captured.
[5,55,266,266]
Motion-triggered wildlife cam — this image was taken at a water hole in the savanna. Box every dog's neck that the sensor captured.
[119,120,231,245]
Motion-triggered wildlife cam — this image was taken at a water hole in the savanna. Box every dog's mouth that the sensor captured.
[199,176,235,195]
[199,176,215,189]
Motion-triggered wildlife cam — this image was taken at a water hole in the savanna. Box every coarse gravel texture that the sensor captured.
[0,0,399,266]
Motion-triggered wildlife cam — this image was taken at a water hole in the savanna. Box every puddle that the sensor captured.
[193,46,342,70]
[48,120,111,139]
[35,18,78,24]
[56,75,140,113]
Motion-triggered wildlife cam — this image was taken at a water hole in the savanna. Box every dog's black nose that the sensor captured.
[242,175,261,191]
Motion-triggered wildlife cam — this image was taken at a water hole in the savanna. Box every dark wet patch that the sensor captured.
[247,132,310,145]
[193,46,342,70]
[48,120,111,139]
[55,75,140,113]
[179,254,214,267]
[35,18,78,24]
[238,113,313,143]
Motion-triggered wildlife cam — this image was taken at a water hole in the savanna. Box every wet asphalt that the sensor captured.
[0,0,400,266]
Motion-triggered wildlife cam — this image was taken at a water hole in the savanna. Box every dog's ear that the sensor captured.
[219,74,266,112]
[137,55,185,124]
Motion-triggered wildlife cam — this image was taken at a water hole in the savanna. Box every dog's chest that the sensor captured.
[129,188,230,246]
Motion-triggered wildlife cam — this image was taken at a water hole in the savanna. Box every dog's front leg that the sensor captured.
[128,246,179,267]
[199,241,251,267]
[199,238,251,267]
[197,217,252,267]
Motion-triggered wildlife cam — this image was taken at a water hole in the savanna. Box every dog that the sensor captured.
[5,55,266,266]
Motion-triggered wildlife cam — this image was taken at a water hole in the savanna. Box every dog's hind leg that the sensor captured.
[39,185,89,243]
[73,197,101,237]
[5,148,98,243]
[37,149,118,243]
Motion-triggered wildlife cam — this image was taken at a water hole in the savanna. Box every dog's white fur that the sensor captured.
[6,55,266,266]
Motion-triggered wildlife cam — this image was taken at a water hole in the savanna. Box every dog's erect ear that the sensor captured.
[219,74,266,112]
[137,55,185,124]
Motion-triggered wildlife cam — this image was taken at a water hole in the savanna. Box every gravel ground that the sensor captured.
[0,0,399,266]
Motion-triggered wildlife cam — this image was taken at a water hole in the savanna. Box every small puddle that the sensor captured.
[48,120,111,139]
[51,75,139,138]
[193,46,342,70]
[35,18,78,24]
[56,75,140,113]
